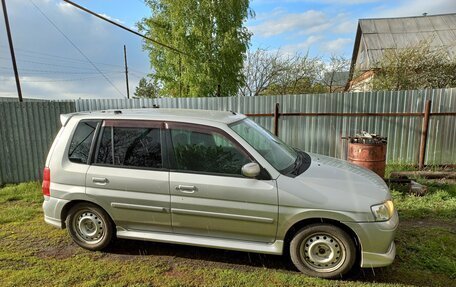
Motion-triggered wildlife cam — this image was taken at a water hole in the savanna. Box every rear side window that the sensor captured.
[68,120,99,164]
[95,123,162,169]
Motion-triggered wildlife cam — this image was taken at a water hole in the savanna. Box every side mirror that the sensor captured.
[242,162,261,178]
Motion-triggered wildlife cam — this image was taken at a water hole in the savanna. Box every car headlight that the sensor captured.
[371,200,394,221]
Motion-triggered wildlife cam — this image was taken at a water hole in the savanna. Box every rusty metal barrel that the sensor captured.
[345,132,387,178]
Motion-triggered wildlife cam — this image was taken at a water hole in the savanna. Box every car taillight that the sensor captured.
[42,167,50,196]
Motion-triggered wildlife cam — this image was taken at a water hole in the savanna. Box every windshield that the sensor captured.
[230,118,298,172]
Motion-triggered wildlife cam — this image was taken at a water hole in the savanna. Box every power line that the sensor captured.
[0,56,122,72]
[62,0,186,56]
[0,45,148,74]
[27,0,125,97]
[2,75,114,83]
[0,66,123,75]
[0,44,96,63]
[25,76,106,83]
[1,45,120,66]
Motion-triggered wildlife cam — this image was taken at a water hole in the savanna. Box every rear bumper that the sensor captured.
[42,196,69,229]
[44,215,63,228]
[344,210,399,268]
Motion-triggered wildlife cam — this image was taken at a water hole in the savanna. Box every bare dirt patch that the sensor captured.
[36,243,79,260]
[399,218,456,232]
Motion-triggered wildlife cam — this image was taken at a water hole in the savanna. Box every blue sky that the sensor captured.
[0,0,455,99]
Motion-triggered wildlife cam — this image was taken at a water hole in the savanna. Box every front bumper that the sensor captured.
[344,210,399,268]
[361,241,396,267]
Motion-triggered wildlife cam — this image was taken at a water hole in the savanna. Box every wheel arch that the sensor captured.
[282,217,362,266]
[61,200,115,229]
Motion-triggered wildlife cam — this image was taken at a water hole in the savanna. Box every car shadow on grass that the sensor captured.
[105,238,295,272]
[103,238,421,285]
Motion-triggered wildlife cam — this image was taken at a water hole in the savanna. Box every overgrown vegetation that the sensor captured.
[0,178,455,286]
[372,41,456,91]
[239,50,350,96]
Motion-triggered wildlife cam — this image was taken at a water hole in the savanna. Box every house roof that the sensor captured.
[322,71,349,87]
[347,13,456,87]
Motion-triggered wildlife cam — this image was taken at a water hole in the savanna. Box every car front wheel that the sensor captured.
[290,224,356,279]
[66,203,114,251]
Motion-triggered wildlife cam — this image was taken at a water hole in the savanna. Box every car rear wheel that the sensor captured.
[66,203,114,251]
[290,224,356,279]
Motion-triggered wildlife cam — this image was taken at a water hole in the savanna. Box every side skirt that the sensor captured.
[116,228,284,255]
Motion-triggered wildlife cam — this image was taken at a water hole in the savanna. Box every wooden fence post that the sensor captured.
[419,100,432,170]
[274,103,280,136]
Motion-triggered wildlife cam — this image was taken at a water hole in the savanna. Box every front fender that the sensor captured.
[276,207,365,240]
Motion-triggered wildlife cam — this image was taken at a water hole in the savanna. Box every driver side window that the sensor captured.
[170,128,250,176]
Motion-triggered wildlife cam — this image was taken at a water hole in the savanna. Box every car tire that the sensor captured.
[290,224,356,279]
[65,203,114,251]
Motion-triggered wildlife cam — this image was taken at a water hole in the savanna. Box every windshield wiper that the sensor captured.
[290,151,303,175]
[286,150,312,177]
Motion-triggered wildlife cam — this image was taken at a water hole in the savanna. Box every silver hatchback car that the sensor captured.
[42,108,398,279]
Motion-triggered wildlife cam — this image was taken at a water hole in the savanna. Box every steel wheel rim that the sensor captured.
[73,210,104,244]
[299,233,346,273]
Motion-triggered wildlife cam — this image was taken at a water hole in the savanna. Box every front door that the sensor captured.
[85,120,171,233]
[167,123,278,243]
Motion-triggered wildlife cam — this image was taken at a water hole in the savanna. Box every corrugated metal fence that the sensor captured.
[0,101,75,184]
[1,88,455,185]
[73,88,456,165]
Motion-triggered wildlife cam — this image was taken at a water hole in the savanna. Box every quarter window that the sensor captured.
[170,128,250,175]
[96,123,162,169]
[68,120,99,164]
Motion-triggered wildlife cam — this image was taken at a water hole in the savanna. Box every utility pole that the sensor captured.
[123,45,130,99]
[216,84,221,97]
[179,54,182,97]
[1,0,23,102]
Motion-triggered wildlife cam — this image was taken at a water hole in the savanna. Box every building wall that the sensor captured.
[348,70,374,92]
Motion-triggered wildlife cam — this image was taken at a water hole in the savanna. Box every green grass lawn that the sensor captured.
[0,180,455,287]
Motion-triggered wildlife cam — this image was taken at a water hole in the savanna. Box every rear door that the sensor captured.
[85,120,171,232]
[167,122,278,243]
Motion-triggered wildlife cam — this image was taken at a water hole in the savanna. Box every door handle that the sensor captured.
[92,177,109,185]
[176,185,197,193]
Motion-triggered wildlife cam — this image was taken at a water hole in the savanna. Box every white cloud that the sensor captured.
[0,0,149,100]
[0,72,128,100]
[328,0,382,5]
[314,0,379,3]
[253,0,380,5]
[99,13,126,25]
[371,0,456,18]
[249,10,330,37]
[321,38,353,55]
[280,35,323,55]
[333,20,357,34]
[57,2,75,14]
[253,7,287,22]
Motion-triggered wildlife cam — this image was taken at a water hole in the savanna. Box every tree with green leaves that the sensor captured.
[138,0,253,97]
[372,41,456,90]
[133,77,160,98]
